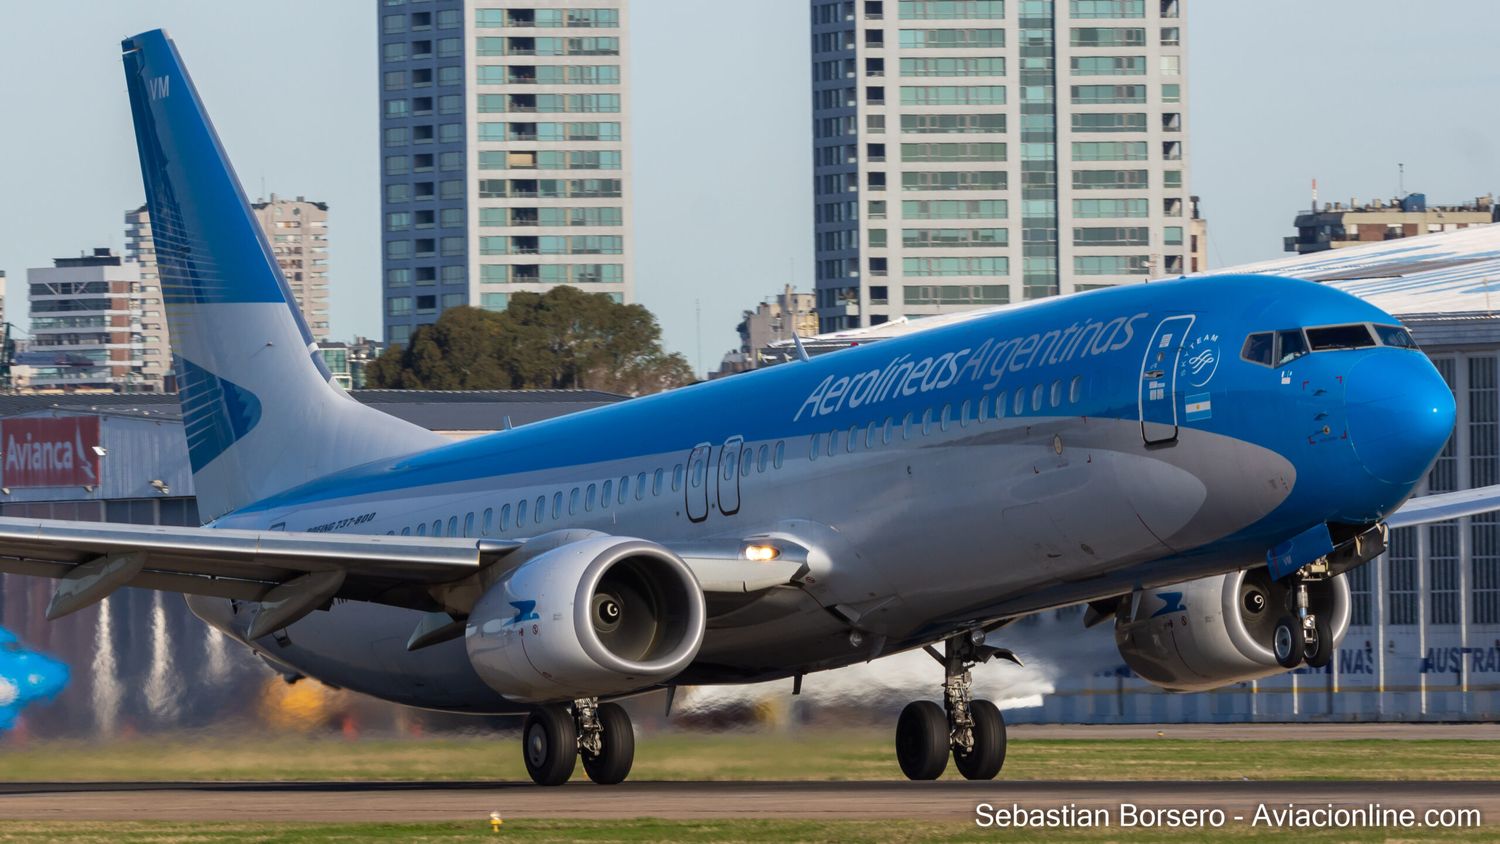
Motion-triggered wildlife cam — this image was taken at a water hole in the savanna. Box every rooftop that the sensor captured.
[0,389,625,431]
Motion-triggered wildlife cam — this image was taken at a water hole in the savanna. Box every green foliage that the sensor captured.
[367,288,694,395]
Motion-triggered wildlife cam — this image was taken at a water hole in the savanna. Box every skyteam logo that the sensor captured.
[1181,333,1220,388]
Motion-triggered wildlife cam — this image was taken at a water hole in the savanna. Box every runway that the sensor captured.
[0,780,1497,822]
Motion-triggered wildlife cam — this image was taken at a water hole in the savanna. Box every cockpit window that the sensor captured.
[1241,332,1273,366]
[1374,324,1418,349]
[1306,324,1376,351]
[1275,329,1308,365]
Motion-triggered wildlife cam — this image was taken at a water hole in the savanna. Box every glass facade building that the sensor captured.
[379,1,632,346]
[810,0,1190,332]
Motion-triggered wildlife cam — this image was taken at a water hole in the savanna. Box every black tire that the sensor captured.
[1273,614,1304,669]
[582,702,635,785]
[1304,615,1335,669]
[954,699,1007,781]
[522,706,577,786]
[895,700,948,781]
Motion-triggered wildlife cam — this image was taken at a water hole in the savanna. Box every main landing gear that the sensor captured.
[895,630,1017,781]
[1272,571,1334,670]
[520,698,636,786]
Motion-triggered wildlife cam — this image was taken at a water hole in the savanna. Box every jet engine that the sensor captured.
[465,536,706,702]
[1113,567,1350,692]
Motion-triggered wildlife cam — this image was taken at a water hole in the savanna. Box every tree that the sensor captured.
[366,288,695,396]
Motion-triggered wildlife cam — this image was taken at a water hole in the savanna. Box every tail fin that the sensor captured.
[121,30,444,521]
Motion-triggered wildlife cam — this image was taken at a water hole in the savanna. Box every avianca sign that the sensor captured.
[2,417,101,488]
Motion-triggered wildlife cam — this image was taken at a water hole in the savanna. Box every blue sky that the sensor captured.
[1,1,1497,373]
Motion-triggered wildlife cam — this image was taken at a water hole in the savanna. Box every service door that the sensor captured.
[685,443,711,522]
[717,436,744,516]
[1138,314,1196,445]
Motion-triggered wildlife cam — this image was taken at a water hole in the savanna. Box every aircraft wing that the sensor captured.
[1387,484,1500,529]
[0,517,804,635]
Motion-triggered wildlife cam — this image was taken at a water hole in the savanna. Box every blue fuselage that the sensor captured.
[199,274,1455,709]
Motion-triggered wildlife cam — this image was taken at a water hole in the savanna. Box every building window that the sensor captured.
[1387,527,1418,625]
[1430,521,1461,624]
[1476,513,1500,624]
[1347,562,1372,627]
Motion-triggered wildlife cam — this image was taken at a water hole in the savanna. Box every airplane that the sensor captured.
[0,628,70,731]
[1,27,1495,785]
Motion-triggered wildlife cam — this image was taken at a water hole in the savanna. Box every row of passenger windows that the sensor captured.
[812,376,1087,459]
[390,443,790,538]
[387,375,1088,537]
[1241,323,1417,367]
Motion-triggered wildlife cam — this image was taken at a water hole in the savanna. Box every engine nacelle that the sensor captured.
[465,536,706,702]
[1114,567,1351,692]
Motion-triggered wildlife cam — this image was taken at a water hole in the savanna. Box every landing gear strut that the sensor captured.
[1273,573,1334,670]
[520,698,635,786]
[894,630,1016,781]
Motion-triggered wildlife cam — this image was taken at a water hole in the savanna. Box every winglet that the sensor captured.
[791,331,811,363]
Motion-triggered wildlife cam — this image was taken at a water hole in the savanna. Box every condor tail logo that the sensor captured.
[147,76,170,100]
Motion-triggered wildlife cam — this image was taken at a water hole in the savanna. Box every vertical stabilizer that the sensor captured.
[121,30,444,521]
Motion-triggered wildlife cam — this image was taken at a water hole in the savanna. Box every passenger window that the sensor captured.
[865,421,877,448]
[401,526,411,536]
[601,480,612,508]
[482,508,493,535]
[447,516,458,536]
[1241,332,1274,366]
[1013,389,1025,416]
[828,429,840,456]
[1306,324,1375,351]
[757,444,769,471]
[939,403,950,431]
[432,520,442,536]
[1069,376,1083,403]
[1050,380,1063,408]
[672,464,684,491]
[846,424,857,453]
[535,495,546,522]
[516,499,527,525]
[774,441,785,468]
[722,455,735,482]
[810,432,822,460]
[585,483,596,511]
[883,416,894,444]
[619,476,630,503]
[978,398,989,423]
[995,392,1006,418]
[552,492,563,519]
[1031,384,1043,411]
[1375,324,1417,348]
[960,400,971,428]
[1276,329,1309,364]
[463,512,474,537]
[902,411,914,440]
[653,468,664,495]
[741,449,753,477]
[501,503,512,530]
[635,473,646,500]
[416,523,426,536]
[691,457,705,487]
[922,408,933,436]
[568,488,579,515]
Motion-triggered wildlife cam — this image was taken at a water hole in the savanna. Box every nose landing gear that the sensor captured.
[1273,573,1334,669]
[894,630,1019,781]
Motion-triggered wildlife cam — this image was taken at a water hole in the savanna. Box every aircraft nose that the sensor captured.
[1345,350,1455,487]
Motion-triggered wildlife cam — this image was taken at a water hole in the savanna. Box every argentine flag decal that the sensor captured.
[1185,393,1212,421]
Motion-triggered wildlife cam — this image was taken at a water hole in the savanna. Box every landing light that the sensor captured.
[745,544,780,562]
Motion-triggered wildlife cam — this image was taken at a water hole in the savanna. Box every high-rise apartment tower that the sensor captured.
[379,1,632,346]
[811,0,1189,331]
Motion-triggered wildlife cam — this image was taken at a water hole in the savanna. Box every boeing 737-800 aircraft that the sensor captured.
[1,30,1494,785]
